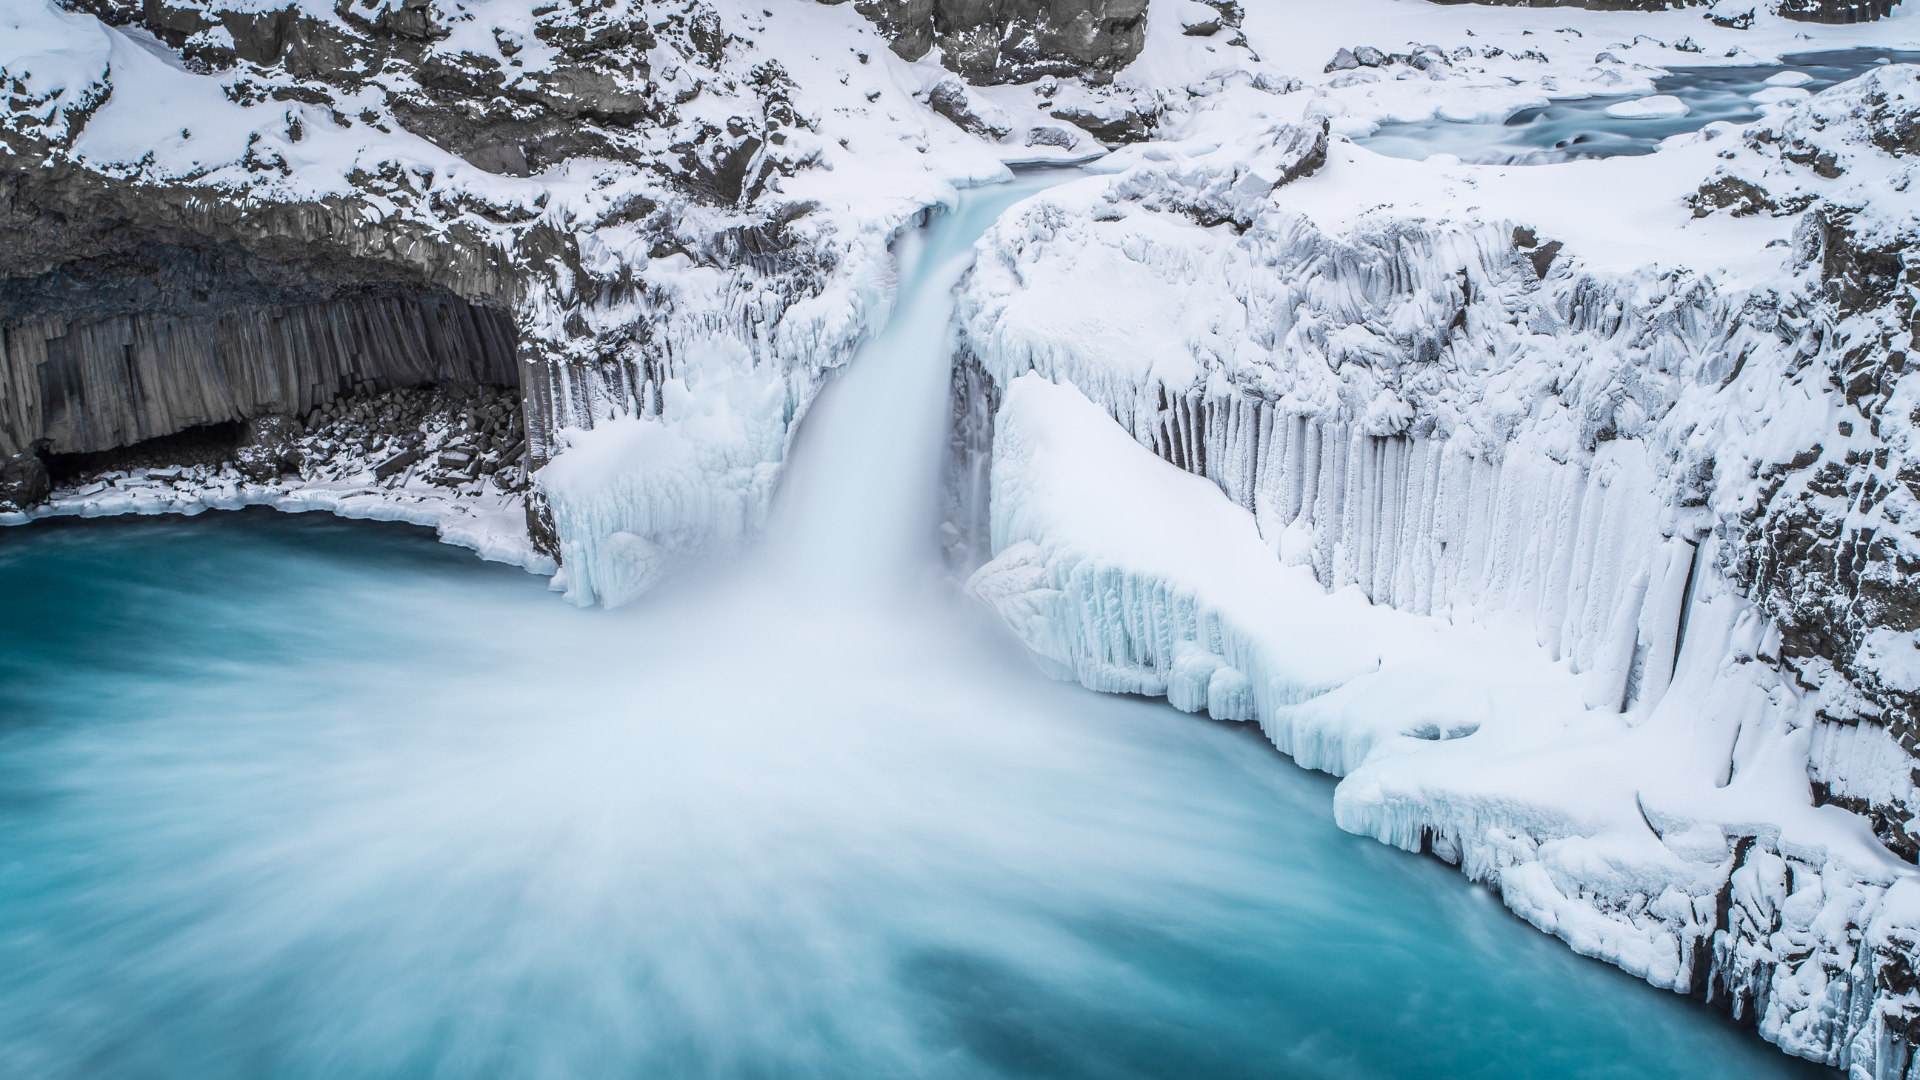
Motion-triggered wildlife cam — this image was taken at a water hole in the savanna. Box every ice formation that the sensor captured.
[955,31,1920,1074]
[9,0,1920,1069]
[0,0,1027,601]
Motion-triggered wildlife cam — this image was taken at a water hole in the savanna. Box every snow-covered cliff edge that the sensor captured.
[0,0,1032,596]
[954,57,1920,1071]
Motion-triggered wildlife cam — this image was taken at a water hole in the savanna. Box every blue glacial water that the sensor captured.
[0,173,1839,1079]
[1361,48,1920,164]
[0,516,1839,1080]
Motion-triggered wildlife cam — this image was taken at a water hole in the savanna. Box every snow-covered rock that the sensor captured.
[954,59,1920,1072]
[1605,93,1690,119]
[0,0,1020,599]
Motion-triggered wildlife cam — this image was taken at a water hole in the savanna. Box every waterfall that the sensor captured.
[531,169,1078,608]
[765,169,1079,604]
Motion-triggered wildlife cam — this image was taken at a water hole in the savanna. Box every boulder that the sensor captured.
[234,414,303,482]
[374,449,422,480]
[0,452,50,512]
[927,78,1013,140]
[1177,0,1221,35]
[1025,125,1081,150]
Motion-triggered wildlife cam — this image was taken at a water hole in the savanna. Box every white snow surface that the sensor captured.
[2,463,551,572]
[14,0,1920,1066]
[955,39,1920,1073]
[1,0,1022,598]
[1606,94,1690,119]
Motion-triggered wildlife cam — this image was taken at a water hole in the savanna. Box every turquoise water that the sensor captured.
[1362,49,1920,164]
[0,173,1836,1078]
[0,509,1834,1078]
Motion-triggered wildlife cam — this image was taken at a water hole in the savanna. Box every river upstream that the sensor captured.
[0,168,1838,1077]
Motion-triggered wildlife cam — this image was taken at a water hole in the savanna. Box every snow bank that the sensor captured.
[6,462,551,574]
[973,373,1910,1071]
[956,57,1920,1073]
[1606,94,1690,120]
[1,0,1035,599]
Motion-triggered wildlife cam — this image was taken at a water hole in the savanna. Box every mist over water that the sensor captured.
[0,178,1832,1079]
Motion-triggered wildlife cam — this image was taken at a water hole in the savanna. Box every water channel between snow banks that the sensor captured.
[0,173,1838,1079]
[1361,48,1920,163]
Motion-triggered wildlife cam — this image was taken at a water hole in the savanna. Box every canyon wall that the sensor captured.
[951,68,1920,1070]
[833,0,1151,82]
[1,0,1141,584]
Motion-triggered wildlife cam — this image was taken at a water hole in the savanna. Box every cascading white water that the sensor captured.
[0,170,1832,1079]
[769,171,1072,603]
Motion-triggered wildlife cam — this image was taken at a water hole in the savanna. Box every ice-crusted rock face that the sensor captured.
[1688,66,1920,848]
[0,0,1027,594]
[831,0,1151,83]
[950,62,1920,1070]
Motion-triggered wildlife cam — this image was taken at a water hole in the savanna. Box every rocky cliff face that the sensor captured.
[1700,71,1920,860]
[1,0,777,464]
[1,0,1142,577]
[837,0,1150,83]
[949,61,1920,1071]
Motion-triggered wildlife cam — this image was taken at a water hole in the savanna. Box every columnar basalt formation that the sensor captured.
[2,0,1150,581]
[952,66,1920,1070]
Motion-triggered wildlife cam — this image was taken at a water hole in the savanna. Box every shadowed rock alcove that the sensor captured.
[0,241,519,459]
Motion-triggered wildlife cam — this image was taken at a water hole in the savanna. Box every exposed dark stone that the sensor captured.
[0,246,520,458]
[928,78,1012,140]
[234,414,303,482]
[374,449,422,480]
[1689,175,1813,218]
[526,489,561,561]
[1511,227,1565,278]
[1049,103,1150,145]
[1776,0,1901,24]
[1180,13,1219,35]
[1025,125,1081,149]
[1795,207,1910,319]
[0,451,50,512]
[40,421,243,483]
[853,0,1147,84]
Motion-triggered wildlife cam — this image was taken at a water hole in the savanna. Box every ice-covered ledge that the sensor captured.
[3,466,553,575]
[950,61,1920,1070]
[972,374,1919,1071]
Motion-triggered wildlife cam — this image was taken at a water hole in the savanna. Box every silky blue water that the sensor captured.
[0,174,1836,1079]
[1361,49,1920,163]
[0,510,1834,1080]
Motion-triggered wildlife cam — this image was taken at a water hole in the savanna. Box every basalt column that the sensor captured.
[0,243,519,459]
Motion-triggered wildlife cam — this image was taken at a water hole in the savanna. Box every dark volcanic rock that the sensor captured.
[1025,124,1081,149]
[928,78,1012,140]
[0,452,50,512]
[374,449,423,481]
[840,0,1149,84]
[8,0,841,478]
[1775,0,1901,24]
[235,414,303,482]
[1048,105,1145,144]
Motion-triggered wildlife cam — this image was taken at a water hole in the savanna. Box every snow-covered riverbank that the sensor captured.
[952,46,1920,1071]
